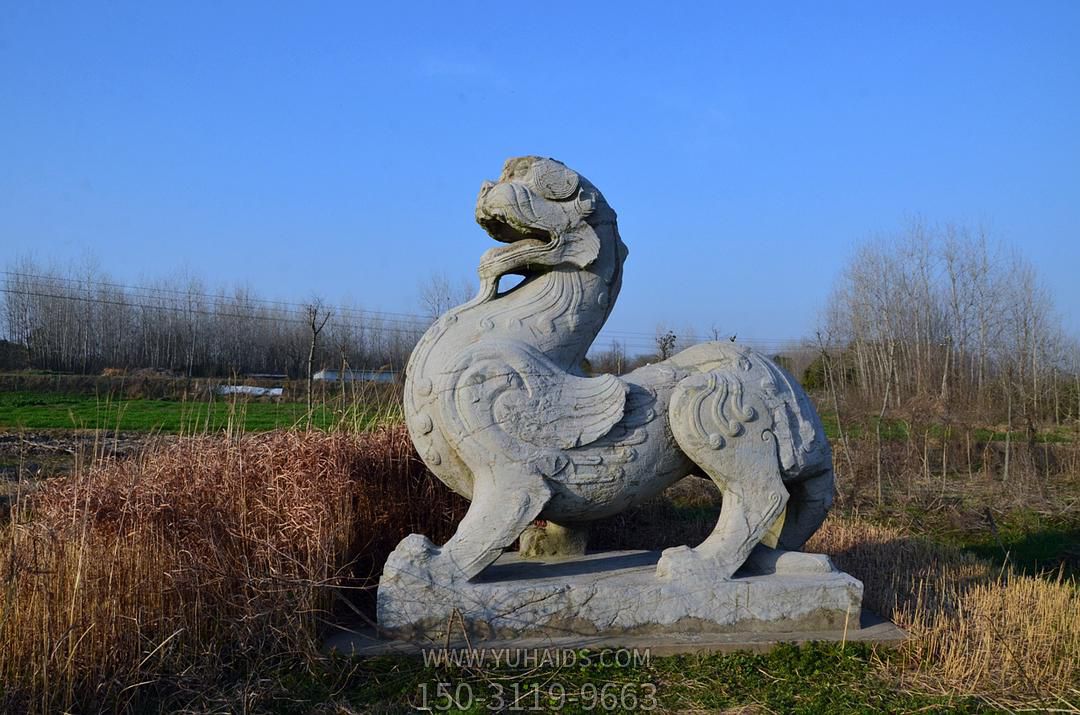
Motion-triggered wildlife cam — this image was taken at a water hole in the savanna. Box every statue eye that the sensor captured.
[530,159,580,200]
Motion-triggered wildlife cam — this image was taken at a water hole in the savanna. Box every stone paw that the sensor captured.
[384,534,446,583]
[744,545,836,575]
[774,551,835,574]
[396,533,439,560]
[656,545,738,581]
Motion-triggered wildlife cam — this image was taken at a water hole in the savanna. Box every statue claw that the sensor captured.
[397,533,440,561]
[656,545,738,581]
[744,545,836,575]
[384,534,450,584]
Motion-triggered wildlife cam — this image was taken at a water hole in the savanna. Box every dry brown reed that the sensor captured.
[830,426,1080,517]
[808,514,1079,707]
[0,426,465,712]
[2,423,1075,711]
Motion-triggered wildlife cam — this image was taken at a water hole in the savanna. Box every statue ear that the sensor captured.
[559,226,601,269]
[530,159,580,200]
[576,187,596,217]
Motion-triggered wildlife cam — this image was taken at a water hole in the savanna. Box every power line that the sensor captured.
[1,271,815,358]
[2,288,809,361]
[1,270,812,346]
[0,270,435,327]
[0,287,431,341]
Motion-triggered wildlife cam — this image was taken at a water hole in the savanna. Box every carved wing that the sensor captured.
[438,340,627,475]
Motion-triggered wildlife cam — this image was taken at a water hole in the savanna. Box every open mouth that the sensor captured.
[477,213,552,246]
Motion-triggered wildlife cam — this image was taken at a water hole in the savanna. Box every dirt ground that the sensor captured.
[0,430,168,515]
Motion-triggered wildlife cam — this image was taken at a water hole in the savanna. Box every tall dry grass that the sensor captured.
[0,426,465,712]
[808,515,1079,707]
[2,420,1076,711]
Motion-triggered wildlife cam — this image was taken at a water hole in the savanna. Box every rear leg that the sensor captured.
[745,467,837,574]
[778,467,833,550]
[659,373,788,580]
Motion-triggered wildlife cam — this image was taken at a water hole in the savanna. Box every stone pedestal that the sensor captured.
[377,550,863,641]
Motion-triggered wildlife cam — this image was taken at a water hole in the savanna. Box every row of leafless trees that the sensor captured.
[5,222,1078,430]
[1,258,426,378]
[820,221,1079,428]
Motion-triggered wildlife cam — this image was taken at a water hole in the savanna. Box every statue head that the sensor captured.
[474,156,621,290]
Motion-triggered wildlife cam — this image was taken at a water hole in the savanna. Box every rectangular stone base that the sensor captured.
[326,612,904,657]
[377,550,863,641]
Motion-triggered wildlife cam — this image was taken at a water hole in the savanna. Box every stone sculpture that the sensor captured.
[393,156,836,588]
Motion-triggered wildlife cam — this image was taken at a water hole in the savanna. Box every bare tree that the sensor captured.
[2,256,37,365]
[590,339,627,375]
[656,329,677,361]
[822,220,1072,430]
[678,323,700,352]
[419,271,474,321]
[0,257,437,378]
[305,298,332,417]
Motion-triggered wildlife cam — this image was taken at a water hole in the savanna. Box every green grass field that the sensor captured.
[298,642,985,714]
[0,391,395,433]
[4,390,1075,448]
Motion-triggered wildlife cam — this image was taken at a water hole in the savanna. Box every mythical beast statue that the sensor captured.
[396,156,835,585]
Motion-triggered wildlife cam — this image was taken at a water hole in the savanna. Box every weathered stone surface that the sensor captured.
[329,613,905,657]
[378,551,863,641]
[392,156,838,588]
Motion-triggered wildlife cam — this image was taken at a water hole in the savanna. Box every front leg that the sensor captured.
[384,466,553,585]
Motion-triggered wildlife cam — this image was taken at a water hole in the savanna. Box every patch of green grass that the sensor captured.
[893,504,1080,579]
[276,643,984,714]
[0,391,393,433]
[953,508,1080,578]
[653,644,984,714]
[964,526,1078,578]
[971,426,1075,444]
[818,412,911,441]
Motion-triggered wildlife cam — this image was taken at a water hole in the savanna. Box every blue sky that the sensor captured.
[2,2,1078,353]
